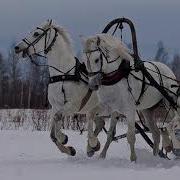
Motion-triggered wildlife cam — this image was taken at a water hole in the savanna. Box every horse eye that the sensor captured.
[33,32,39,37]
[95,58,99,63]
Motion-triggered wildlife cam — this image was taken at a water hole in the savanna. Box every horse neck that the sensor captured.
[104,46,134,73]
[47,36,76,76]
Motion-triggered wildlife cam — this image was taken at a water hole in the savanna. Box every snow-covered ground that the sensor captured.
[0,129,180,180]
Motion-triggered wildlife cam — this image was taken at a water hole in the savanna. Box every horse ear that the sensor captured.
[97,36,101,46]
[47,19,53,25]
[49,19,53,25]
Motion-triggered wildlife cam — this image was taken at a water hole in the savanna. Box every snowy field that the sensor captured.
[0,129,180,180]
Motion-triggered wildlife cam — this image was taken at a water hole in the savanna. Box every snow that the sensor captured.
[0,129,180,180]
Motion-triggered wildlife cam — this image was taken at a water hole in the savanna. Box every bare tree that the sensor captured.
[154,41,169,65]
[171,54,180,81]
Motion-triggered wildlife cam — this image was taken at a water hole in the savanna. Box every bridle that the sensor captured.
[22,26,58,57]
[20,24,85,82]
[85,36,122,77]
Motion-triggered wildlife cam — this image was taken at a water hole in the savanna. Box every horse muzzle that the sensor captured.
[88,74,102,91]
[14,46,22,54]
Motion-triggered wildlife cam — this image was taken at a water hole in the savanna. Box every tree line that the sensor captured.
[0,41,179,109]
[0,44,49,109]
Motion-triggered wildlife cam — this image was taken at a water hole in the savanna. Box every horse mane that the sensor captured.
[54,25,75,55]
[85,34,133,62]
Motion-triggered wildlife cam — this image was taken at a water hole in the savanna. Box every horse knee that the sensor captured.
[127,130,136,144]
[152,128,160,143]
[94,116,105,129]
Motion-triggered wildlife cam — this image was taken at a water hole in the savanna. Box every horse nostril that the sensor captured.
[95,85,99,89]
[14,46,20,51]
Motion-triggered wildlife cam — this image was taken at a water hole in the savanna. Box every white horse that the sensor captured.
[82,34,180,161]
[14,20,121,157]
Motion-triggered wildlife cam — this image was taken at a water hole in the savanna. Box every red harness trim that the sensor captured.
[102,60,131,86]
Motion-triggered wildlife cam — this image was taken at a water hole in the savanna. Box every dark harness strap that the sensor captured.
[136,61,164,105]
[79,89,93,111]
[136,71,146,105]
[101,59,131,86]
[49,57,87,84]
[147,61,164,86]
[48,57,93,111]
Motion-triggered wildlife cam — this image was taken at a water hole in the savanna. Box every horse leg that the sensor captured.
[99,111,119,159]
[53,113,69,144]
[86,105,104,157]
[141,109,160,156]
[50,112,76,156]
[161,127,173,152]
[94,116,105,137]
[126,110,137,162]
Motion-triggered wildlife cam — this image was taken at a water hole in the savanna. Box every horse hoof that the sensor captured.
[165,145,173,153]
[61,135,68,145]
[91,141,101,152]
[130,156,137,162]
[99,153,106,159]
[87,150,95,157]
[67,146,76,156]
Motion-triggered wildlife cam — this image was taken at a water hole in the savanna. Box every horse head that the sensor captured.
[14,19,57,57]
[14,19,73,59]
[82,34,133,90]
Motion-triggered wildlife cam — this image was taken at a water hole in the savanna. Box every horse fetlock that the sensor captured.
[87,150,95,157]
[88,136,99,149]
[56,132,68,145]
[161,129,173,152]
[130,153,137,162]
[87,143,95,157]
[153,144,159,156]
[87,137,100,157]
[92,140,101,151]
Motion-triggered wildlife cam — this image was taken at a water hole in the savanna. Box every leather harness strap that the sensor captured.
[79,89,93,111]
[48,57,93,111]
[49,57,81,84]
[101,59,131,86]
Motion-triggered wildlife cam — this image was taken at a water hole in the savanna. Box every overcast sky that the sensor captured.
[0,0,180,59]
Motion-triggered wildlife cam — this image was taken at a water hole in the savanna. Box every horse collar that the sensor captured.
[101,59,131,86]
